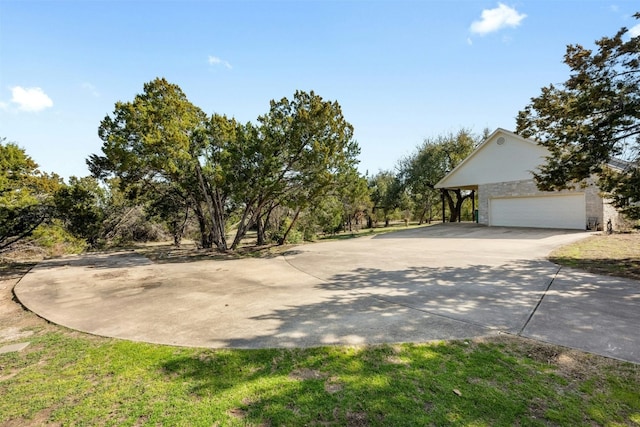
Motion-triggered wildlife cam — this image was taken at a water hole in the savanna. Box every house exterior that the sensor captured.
[435,128,621,230]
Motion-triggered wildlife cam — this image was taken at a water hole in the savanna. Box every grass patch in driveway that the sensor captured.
[549,233,640,280]
[1,331,639,426]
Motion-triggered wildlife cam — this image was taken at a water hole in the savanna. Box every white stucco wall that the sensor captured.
[436,130,550,189]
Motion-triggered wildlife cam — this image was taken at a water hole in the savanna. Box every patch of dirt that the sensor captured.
[0,327,33,342]
[527,397,548,421]
[345,411,369,426]
[324,376,343,394]
[1,407,61,427]
[385,355,409,365]
[0,262,51,340]
[550,232,640,280]
[479,335,634,383]
[289,368,326,381]
[137,241,294,264]
[228,408,247,419]
[525,344,561,365]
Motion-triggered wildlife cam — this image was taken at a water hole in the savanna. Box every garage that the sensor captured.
[435,129,614,230]
[489,194,586,230]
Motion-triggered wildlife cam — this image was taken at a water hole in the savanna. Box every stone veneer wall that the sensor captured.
[477,179,603,229]
[602,199,623,231]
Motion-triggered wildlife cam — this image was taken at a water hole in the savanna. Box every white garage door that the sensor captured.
[489,194,586,229]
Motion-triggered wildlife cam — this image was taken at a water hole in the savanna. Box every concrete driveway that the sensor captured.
[14,224,640,363]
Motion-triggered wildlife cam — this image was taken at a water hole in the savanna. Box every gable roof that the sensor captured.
[435,128,550,189]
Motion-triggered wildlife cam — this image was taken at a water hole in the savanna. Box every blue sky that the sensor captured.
[1,0,639,180]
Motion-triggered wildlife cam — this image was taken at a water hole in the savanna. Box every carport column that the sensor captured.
[441,189,446,223]
[472,190,476,223]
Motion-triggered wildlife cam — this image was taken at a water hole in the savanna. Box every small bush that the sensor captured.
[30,220,87,256]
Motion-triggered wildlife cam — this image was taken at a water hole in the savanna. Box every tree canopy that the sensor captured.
[516,14,640,217]
[0,139,61,252]
[89,78,362,251]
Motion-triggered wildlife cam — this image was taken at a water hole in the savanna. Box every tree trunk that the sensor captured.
[172,206,190,247]
[211,187,228,251]
[230,203,253,250]
[193,203,213,249]
[194,162,227,252]
[256,215,265,246]
[444,189,472,223]
[444,190,458,222]
[278,208,301,245]
[418,206,428,225]
[256,202,276,246]
[455,190,466,222]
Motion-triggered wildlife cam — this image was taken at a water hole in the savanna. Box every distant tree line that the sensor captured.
[1,79,481,257]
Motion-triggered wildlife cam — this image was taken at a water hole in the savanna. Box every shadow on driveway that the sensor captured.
[13,225,640,364]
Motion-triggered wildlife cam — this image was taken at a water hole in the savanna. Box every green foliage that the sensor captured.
[54,176,105,247]
[368,170,401,226]
[92,78,207,182]
[0,139,61,252]
[273,216,304,244]
[143,182,191,246]
[0,204,51,252]
[517,14,640,218]
[89,80,364,251]
[251,90,361,246]
[304,195,343,237]
[0,140,147,254]
[29,220,88,256]
[89,78,224,249]
[335,168,372,232]
[396,128,479,223]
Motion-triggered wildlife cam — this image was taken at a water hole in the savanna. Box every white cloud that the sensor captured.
[630,23,640,38]
[208,55,232,69]
[470,3,527,36]
[81,82,100,97]
[10,86,53,112]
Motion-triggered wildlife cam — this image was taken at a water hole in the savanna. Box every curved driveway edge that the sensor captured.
[14,224,640,363]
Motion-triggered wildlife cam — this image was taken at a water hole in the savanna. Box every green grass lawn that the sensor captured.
[1,330,638,426]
